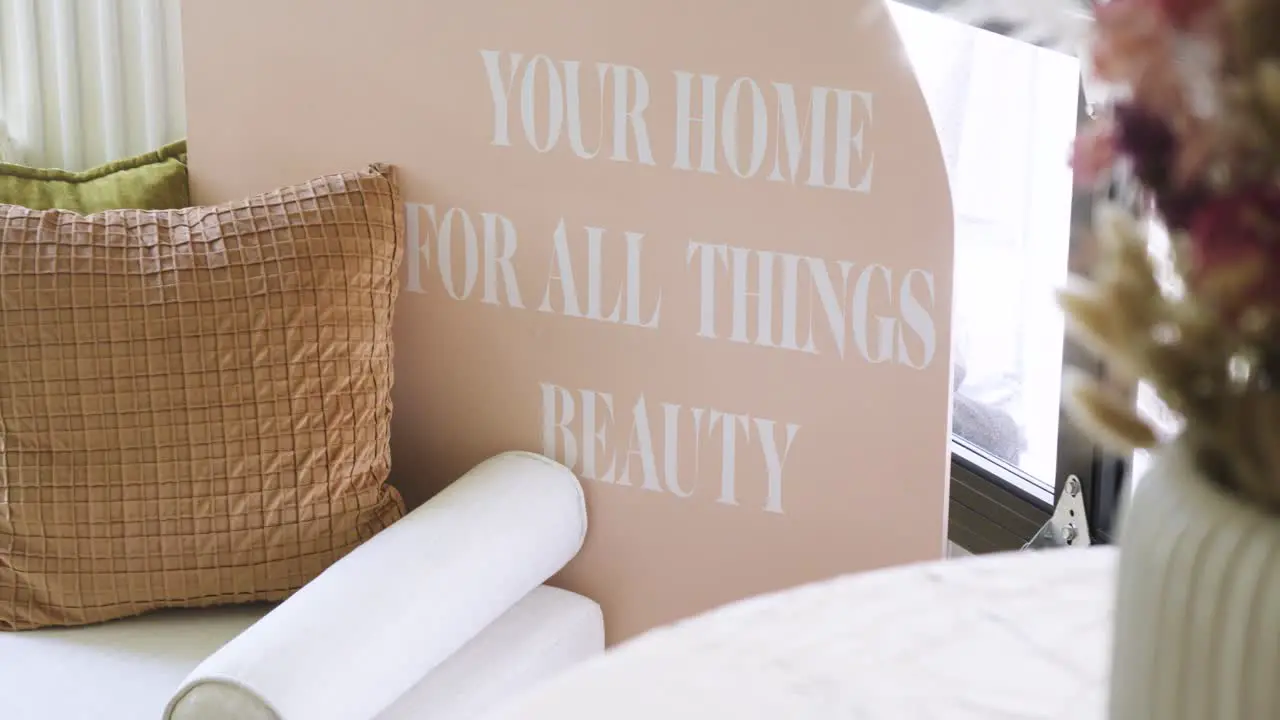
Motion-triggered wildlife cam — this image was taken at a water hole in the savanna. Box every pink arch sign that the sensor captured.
[181,0,954,643]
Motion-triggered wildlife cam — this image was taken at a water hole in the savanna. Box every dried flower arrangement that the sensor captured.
[944,0,1280,512]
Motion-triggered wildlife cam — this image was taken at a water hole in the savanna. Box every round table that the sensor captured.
[494,548,1115,719]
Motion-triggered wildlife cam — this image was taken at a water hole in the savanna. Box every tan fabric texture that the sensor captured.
[0,165,406,630]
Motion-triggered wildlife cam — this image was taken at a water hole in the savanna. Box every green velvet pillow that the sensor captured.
[0,140,189,213]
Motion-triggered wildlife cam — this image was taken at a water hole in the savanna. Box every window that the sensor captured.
[890,1,1128,549]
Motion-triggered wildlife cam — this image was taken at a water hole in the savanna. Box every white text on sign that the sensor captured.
[404,203,662,329]
[539,382,801,514]
[480,50,874,191]
[403,203,936,369]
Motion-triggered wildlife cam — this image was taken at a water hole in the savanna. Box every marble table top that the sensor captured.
[492,548,1116,719]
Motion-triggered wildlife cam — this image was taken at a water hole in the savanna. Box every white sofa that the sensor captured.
[0,452,604,720]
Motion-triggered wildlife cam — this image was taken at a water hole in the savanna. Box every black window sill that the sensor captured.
[949,435,1054,554]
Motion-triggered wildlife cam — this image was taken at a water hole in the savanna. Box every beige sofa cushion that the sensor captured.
[0,165,405,630]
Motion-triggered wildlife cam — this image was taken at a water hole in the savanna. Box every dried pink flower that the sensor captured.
[1089,0,1221,196]
[1072,118,1121,184]
[1187,184,1280,304]
[1156,0,1219,30]
[1091,0,1174,86]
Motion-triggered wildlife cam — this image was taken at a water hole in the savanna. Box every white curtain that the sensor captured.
[0,0,186,170]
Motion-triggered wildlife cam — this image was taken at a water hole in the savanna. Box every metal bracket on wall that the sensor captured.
[1023,476,1091,550]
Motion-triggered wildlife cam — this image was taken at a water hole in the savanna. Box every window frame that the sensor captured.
[1052,100,1131,545]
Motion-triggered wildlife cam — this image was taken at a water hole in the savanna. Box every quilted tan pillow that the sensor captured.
[0,164,405,630]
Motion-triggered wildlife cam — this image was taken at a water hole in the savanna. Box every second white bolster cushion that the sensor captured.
[163,451,589,720]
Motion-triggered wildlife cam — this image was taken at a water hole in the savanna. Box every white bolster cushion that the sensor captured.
[163,451,588,720]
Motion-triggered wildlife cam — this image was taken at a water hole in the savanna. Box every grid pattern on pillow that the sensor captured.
[0,165,406,630]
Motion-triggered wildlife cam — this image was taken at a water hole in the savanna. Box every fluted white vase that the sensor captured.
[1109,441,1280,718]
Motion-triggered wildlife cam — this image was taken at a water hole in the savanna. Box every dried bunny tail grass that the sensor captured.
[1097,241,1170,335]
[1093,203,1163,297]
[1235,392,1280,510]
[1057,275,1158,384]
[1252,60,1280,123]
[1187,396,1280,513]
[1094,202,1152,259]
[1057,203,1191,390]
[941,0,1094,53]
[1197,257,1266,311]
[1063,369,1160,451]
[1058,277,1124,355]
